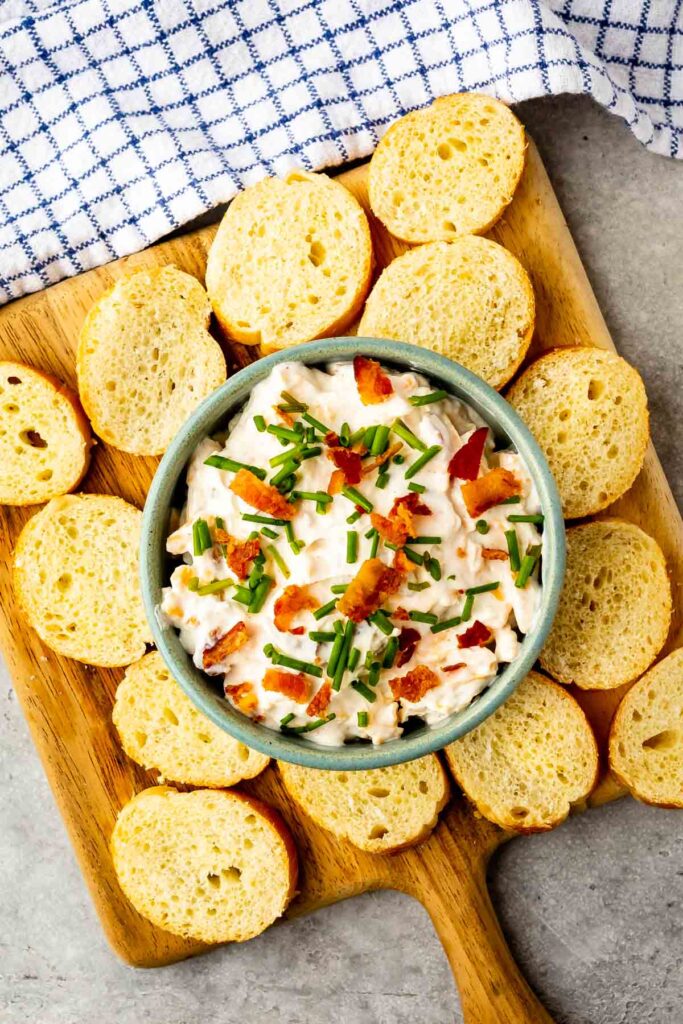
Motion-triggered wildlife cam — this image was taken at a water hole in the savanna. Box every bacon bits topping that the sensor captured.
[230,468,296,520]
[481,548,509,561]
[392,549,414,574]
[273,585,317,633]
[263,668,309,703]
[389,665,440,703]
[353,355,394,405]
[327,469,345,496]
[392,606,411,621]
[306,680,332,718]
[337,557,404,622]
[361,441,403,476]
[461,467,521,518]
[448,427,488,481]
[443,662,466,673]
[371,492,431,547]
[457,620,492,648]
[226,683,258,714]
[396,627,421,668]
[327,446,362,485]
[214,529,261,579]
[203,621,248,669]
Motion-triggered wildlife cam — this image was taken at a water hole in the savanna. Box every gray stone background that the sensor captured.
[1,95,682,1024]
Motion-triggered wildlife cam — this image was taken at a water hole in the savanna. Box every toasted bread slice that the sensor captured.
[111,786,297,943]
[278,755,449,853]
[113,652,269,786]
[13,493,151,666]
[77,266,226,455]
[609,648,683,807]
[205,170,373,353]
[445,671,598,832]
[358,237,534,389]
[368,93,525,243]
[541,519,671,690]
[506,347,649,518]
[0,361,91,505]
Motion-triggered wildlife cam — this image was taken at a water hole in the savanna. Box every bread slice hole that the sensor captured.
[367,786,390,798]
[134,730,147,747]
[308,240,326,267]
[37,469,53,481]
[418,780,428,794]
[56,573,72,593]
[437,142,452,160]
[369,824,388,840]
[510,806,529,819]
[222,866,242,882]
[7,376,21,385]
[642,729,679,751]
[19,427,48,449]
[162,707,179,726]
[587,379,605,400]
[442,220,456,233]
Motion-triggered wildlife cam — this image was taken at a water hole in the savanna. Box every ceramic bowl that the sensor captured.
[141,338,565,770]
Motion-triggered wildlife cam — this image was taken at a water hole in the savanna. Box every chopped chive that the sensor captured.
[362,425,378,450]
[405,444,441,480]
[253,414,267,432]
[313,598,337,620]
[347,531,358,564]
[411,535,442,545]
[515,544,542,588]
[382,635,399,668]
[364,527,375,539]
[341,486,373,512]
[409,610,438,624]
[369,530,380,558]
[282,713,336,734]
[460,594,474,621]
[408,482,426,494]
[267,424,301,445]
[508,514,545,524]
[271,460,299,487]
[333,621,355,691]
[278,403,303,414]
[305,426,316,444]
[302,411,329,434]
[248,530,260,541]
[269,446,301,468]
[368,662,381,686]
[280,475,297,494]
[192,518,212,555]
[393,453,405,464]
[357,711,369,727]
[233,585,253,605]
[195,578,233,596]
[331,584,348,594]
[316,500,328,515]
[364,650,374,669]
[260,526,279,540]
[430,616,462,634]
[500,495,521,505]
[292,490,332,504]
[369,610,394,635]
[248,576,273,613]
[284,521,303,555]
[280,713,295,727]
[348,647,361,672]
[340,422,351,446]
[376,472,390,490]
[466,581,500,595]
[475,519,489,535]
[427,557,442,581]
[408,581,431,592]
[333,620,344,634]
[326,631,345,677]
[505,529,521,572]
[299,445,322,460]
[351,679,377,703]
[204,454,267,480]
[403,547,424,566]
[392,419,427,452]
[242,513,290,526]
[409,389,448,406]
[347,510,362,524]
[188,576,200,591]
[268,648,323,677]
[310,630,336,643]
[267,544,290,578]
[370,424,390,456]
[215,516,225,531]
[348,426,366,446]
[280,390,307,411]
[384,542,399,551]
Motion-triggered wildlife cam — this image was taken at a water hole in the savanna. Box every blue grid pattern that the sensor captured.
[0,0,681,302]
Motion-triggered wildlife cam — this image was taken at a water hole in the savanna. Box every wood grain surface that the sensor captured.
[0,139,681,1024]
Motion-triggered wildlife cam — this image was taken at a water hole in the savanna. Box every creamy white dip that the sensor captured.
[161,360,543,746]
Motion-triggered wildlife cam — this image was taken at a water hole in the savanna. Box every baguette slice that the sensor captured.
[368,93,525,243]
[609,648,683,807]
[358,237,534,389]
[0,361,92,505]
[444,671,598,833]
[77,266,226,455]
[13,493,151,667]
[113,651,269,786]
[205,170,373,353]
[111,787,297,943]
[541,519,671,690]
[278,754,449,853]
[506,347,649,518]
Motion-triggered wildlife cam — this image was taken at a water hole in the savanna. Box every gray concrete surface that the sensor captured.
[1,94,682,1024]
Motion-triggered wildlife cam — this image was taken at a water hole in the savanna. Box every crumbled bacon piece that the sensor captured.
[275,405,296,426]
[327,469,345,496]
[481,548,508,561]
[324,431,341,447]
[203,621,248,669]
[263,668,309,703]
[361,441,403,476]
[448,427,488,481]
[273,585,317,633]
[396,627,421,668]
[230,468,296,520]
[443,662,466,673]
[327,446,362,485]
[457,620,492,648]
[226,683,258,714]
[215,529,261,579]
[371,492,431,547]
[337,557,404,622]
[392,606,411,621]
[392,549,414,574]
[389,665,440,703]
[461,468,521,518]
[306,680,332,718]
[353,355,394,404]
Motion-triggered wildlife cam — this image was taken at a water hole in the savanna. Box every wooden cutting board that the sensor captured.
[1,139,681,1024]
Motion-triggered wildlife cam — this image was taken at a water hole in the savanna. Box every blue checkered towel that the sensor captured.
[1,0,682,303]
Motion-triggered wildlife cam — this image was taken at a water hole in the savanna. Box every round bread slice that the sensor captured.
[113,652,270,786]
[506,347,649,518]
[13,493,151,666]
[0,361,92,505]
[358,237,534,389]
[77,266,226,455]
[278,754,449,853]
[112,786,297,942]
[205,170,373,353]
[609,648,683,808]
[368,93,525,243]
[444,671,598,833]
[541,519,671,690]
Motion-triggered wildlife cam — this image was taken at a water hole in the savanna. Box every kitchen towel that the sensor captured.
[1,0,682,302]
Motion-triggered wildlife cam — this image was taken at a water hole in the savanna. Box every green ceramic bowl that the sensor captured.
[141,338,565,770]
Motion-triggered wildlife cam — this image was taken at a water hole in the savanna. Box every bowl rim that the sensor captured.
[141,337,565,770]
